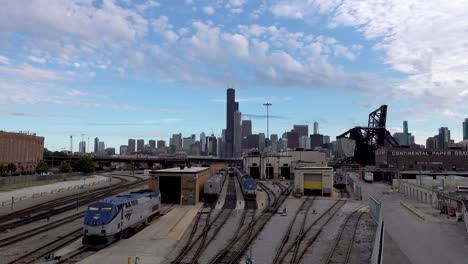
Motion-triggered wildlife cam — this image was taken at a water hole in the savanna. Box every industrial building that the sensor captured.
[243,150,328,179]
[376,147,468,171]
[148,163,226,205]
[0,131,44,172]
[294,166,333,196]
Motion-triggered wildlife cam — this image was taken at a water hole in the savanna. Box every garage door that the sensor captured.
[159,176,181,204]
[281,167,291,179]
[304,174,322,196]
[250,167,260,179]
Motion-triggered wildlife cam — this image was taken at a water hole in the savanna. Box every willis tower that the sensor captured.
[225,88,238,158]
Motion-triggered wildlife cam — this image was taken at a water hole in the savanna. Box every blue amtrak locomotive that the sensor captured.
[82,189,161,247]
[235,169,257,200]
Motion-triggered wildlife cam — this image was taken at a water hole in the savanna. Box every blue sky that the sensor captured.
[1,0,468,151]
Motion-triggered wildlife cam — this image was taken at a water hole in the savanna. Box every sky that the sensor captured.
[1,0,468,151]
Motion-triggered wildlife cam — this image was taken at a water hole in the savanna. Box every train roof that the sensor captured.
[94,190,160,206]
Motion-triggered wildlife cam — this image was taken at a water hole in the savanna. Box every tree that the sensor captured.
[7,163,17,174]
[73,156,95,174]
[0,164,7,177]
[59,161,72,173]
[36,161,49,174]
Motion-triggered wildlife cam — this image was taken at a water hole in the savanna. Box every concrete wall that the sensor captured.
[398,180,438,207]
[0,172,85,186]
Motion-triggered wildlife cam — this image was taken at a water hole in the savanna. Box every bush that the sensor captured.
[35,161,49,174]
[0,164,6,177]
[73,156,95,174]
[7,163,16,174]
[59,162,72,173]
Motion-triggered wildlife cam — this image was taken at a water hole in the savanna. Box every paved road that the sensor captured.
[349,173,468,264]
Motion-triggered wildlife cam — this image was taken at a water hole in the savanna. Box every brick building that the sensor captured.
[0,131,44,172]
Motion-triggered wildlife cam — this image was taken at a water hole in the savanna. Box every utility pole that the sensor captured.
[263,102,272,139]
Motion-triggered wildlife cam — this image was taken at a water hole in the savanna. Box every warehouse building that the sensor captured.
[0,131,44,172]
[294,166,333,196]
[148,163,225,205]
[376,147,468,171]
[243,150,327,180]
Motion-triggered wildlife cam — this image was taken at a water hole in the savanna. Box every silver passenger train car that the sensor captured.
[204,170,226,203]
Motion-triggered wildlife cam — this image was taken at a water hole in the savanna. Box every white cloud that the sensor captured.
[185,0,193,4]
[0,55,10,65]
[28,55,46,64]
[0,63,75,81]
[65,89,88,97]
[136,0,160,12]
[152,16,179,43]
[202,6,215,15]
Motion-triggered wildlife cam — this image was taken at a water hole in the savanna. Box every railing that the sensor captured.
[370,195,384,264]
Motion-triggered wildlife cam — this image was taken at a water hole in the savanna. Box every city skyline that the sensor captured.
[1,1,468,150]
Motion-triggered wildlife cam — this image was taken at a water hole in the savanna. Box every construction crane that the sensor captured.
[336,105,399,166]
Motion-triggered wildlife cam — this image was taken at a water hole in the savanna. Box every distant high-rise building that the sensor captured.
[233,111,242,157]
[206,134,218,156]
[120,145,128,155]
[438,127,450,149]
[393,120,415,145]
[426,137,437,150]
[94,137,99,153]
[270,134,279,152]
[137,139,144,153]
[128,139,136,153]
[293,125,308,138]
[170,133,182,150]
[286,131,299,149]
[98,142,105,153]
[200,132,206,154]
[259,133,266,151]
[149,140,156,149]
[183,136,195,150]
[105,148,115,156]
[463,118,468,140]
[299,135,310,149]
[157,140,166,149]
[217,137,223,157]
[79,141,86,153]
[246,134,260,149]
[323,135,330,144]
[403,121,408,134]
[242,120,252,138]
[225,88,238,158]
[313,121,319,135]
[310,134,324,148]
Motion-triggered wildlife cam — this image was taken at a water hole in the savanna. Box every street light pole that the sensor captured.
[263,102,272,139]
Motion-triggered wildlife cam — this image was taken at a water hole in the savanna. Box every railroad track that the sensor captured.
[275,199,347,264]
[5,205,175,264]
[325,207,366,264]
[6,228,83,264]
[0,175,146,232]
[273,196,315,264]
[171,176,238,264]
[56,247,93,264]
[208,182,292,264]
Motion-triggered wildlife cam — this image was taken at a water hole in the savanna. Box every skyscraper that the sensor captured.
[200,132,206,154]
[225,88,238,158]
[233,111,242,157]
[157,140,166,149]
[94,137,99,153]
[170,133,182,150]
[206,134,218,156]
[438,127,450,149]
[313,121,319,135]
[128,139,136,153]
[137,139,144,153]
[120,145,128,155]
[242,120,252,138]
[393,121,415,145]
[98,142,105,153]
[403,121,408,134]
[463,118,468,140]
[79,141,86,153]
[149,140,156,149]
[286,131,299,149]
[293,125,308,138]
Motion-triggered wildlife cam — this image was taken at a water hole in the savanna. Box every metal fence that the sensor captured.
[370,195,384,264]
[346,173,362,200]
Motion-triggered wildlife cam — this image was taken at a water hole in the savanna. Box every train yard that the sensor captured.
[0,169,376,264]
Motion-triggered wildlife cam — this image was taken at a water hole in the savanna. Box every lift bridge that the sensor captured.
[336,105,399,166]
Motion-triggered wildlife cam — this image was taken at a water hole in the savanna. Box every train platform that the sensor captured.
[0,175,109,209]
[233,176,245,209]
[215,176,229,209]
[78,205,199,264]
